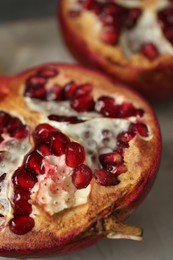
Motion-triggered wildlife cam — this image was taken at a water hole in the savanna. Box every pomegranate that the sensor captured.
[0,63,161,258]
[59,0,173,99]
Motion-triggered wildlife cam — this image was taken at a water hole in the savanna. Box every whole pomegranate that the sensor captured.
[0,63,161,258]
[59,0,173,99]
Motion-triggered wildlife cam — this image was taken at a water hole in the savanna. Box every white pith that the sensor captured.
[71,0,173,58]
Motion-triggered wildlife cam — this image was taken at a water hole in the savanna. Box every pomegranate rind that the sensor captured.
[58,0,173,100]
[0,63,161,257]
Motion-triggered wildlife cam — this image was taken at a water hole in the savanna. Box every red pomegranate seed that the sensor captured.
[141,43,159,60]
[116,102,135,118]
[94,169,119,186]
[25,85,47,100]
[126,8,142,29]
[13,188,32,215]
[82,0,94,10]
[130,122,149,137]
[135,108,145,117]
[13,168,37,190]
[48,115,84,124]
[34,123,56,143]
[6,117,22,132]
[117,131,136,147]
[26,76,46,87]
[101,26,119,45]
[71,94,95,112]
[72,164,92,189]
[51,132,70,156]
[0,111,12,128]
[106,164,127,175]
[95,95,116,117]
[65,142,85,168]
[9,216,35,235]
[10,125,28,139]
[99,151,123,167]
[47,84,63,101]
[25,151,43,175]
[37,143,52,157]
[37,67,58,78]
[63,81,78,100]
[75,83,92,96]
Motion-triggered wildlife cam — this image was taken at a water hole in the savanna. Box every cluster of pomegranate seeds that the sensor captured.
[72,0,142,45]
[158,6,173,45]
[94,121,148,186]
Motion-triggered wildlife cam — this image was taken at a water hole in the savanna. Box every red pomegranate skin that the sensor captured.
[0,63,161,258]
[58,1,173,100]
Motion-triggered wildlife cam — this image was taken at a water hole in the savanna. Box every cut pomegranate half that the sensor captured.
[0,63,161,258]
[59,0,173,99]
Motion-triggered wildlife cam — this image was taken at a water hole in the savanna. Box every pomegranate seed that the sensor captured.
[51,132,70,156]
[9,216,35,235]
[116,102,135,118]
[95,96,116,117]
[117,131,136,147]
[25,151,43,175]
[13,188,32,215]
[10,125,28,139]
[71,94,95,112]
[13,168,37,190]
[63,81,78,100]
[101,26,119,45]
[141,43,159,60]
[37,143,52,157]
[130,123,149,137]
[0,111,12,128]
[106,164,127,175]
[6,117,23,132]
[82,0,94,10]
[26,76,46,87]
[48,115,84,124]
[25,85,47,100]
[125,8,142,29]
[94,169,119,186]
[65,142,85,168]
[47,84,63,101]
[72,164,92,189]
[135,108,145,117]
[37,67,58,78]
[34,123,56,143]
[75,83,92,96]
[99,151,123,167]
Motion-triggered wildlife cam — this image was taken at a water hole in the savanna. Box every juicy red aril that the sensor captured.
[63,81,78,100]
[37,67,58,78]
[117,131,136,147]
[99,151,123,167]
[95,96,116,117]
[25,85,47,100]
[71,94,95,112]
[34,123,56,143]
[13,188,32,215]
[26,76,46,87]
[75,83,92,96]
[9,216,35,235]
[101,26,119,45]
[10,125,28,139]
[0,111,12,128]
[65,142,85,168]
[47,84,63,101]
[51,132,70,156]
[37,143,52,157]
[6,117,23,133]
[72,164,92,189]
[25,151,43,175]
[125,8,142,29]
[116,102,136,118]
[82,0,94,10]
[48,115,84,124]
[130,123,149,137]
[106,164,127,176]
[141,43,159,60]
[94,169,119,186]
[13,168,37,190]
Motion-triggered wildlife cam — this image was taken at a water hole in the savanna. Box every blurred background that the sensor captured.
[0,1,173,260]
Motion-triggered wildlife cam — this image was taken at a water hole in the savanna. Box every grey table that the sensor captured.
[0,16,173,260]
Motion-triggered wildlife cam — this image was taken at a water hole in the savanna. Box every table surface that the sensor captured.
[0,17,173,260]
